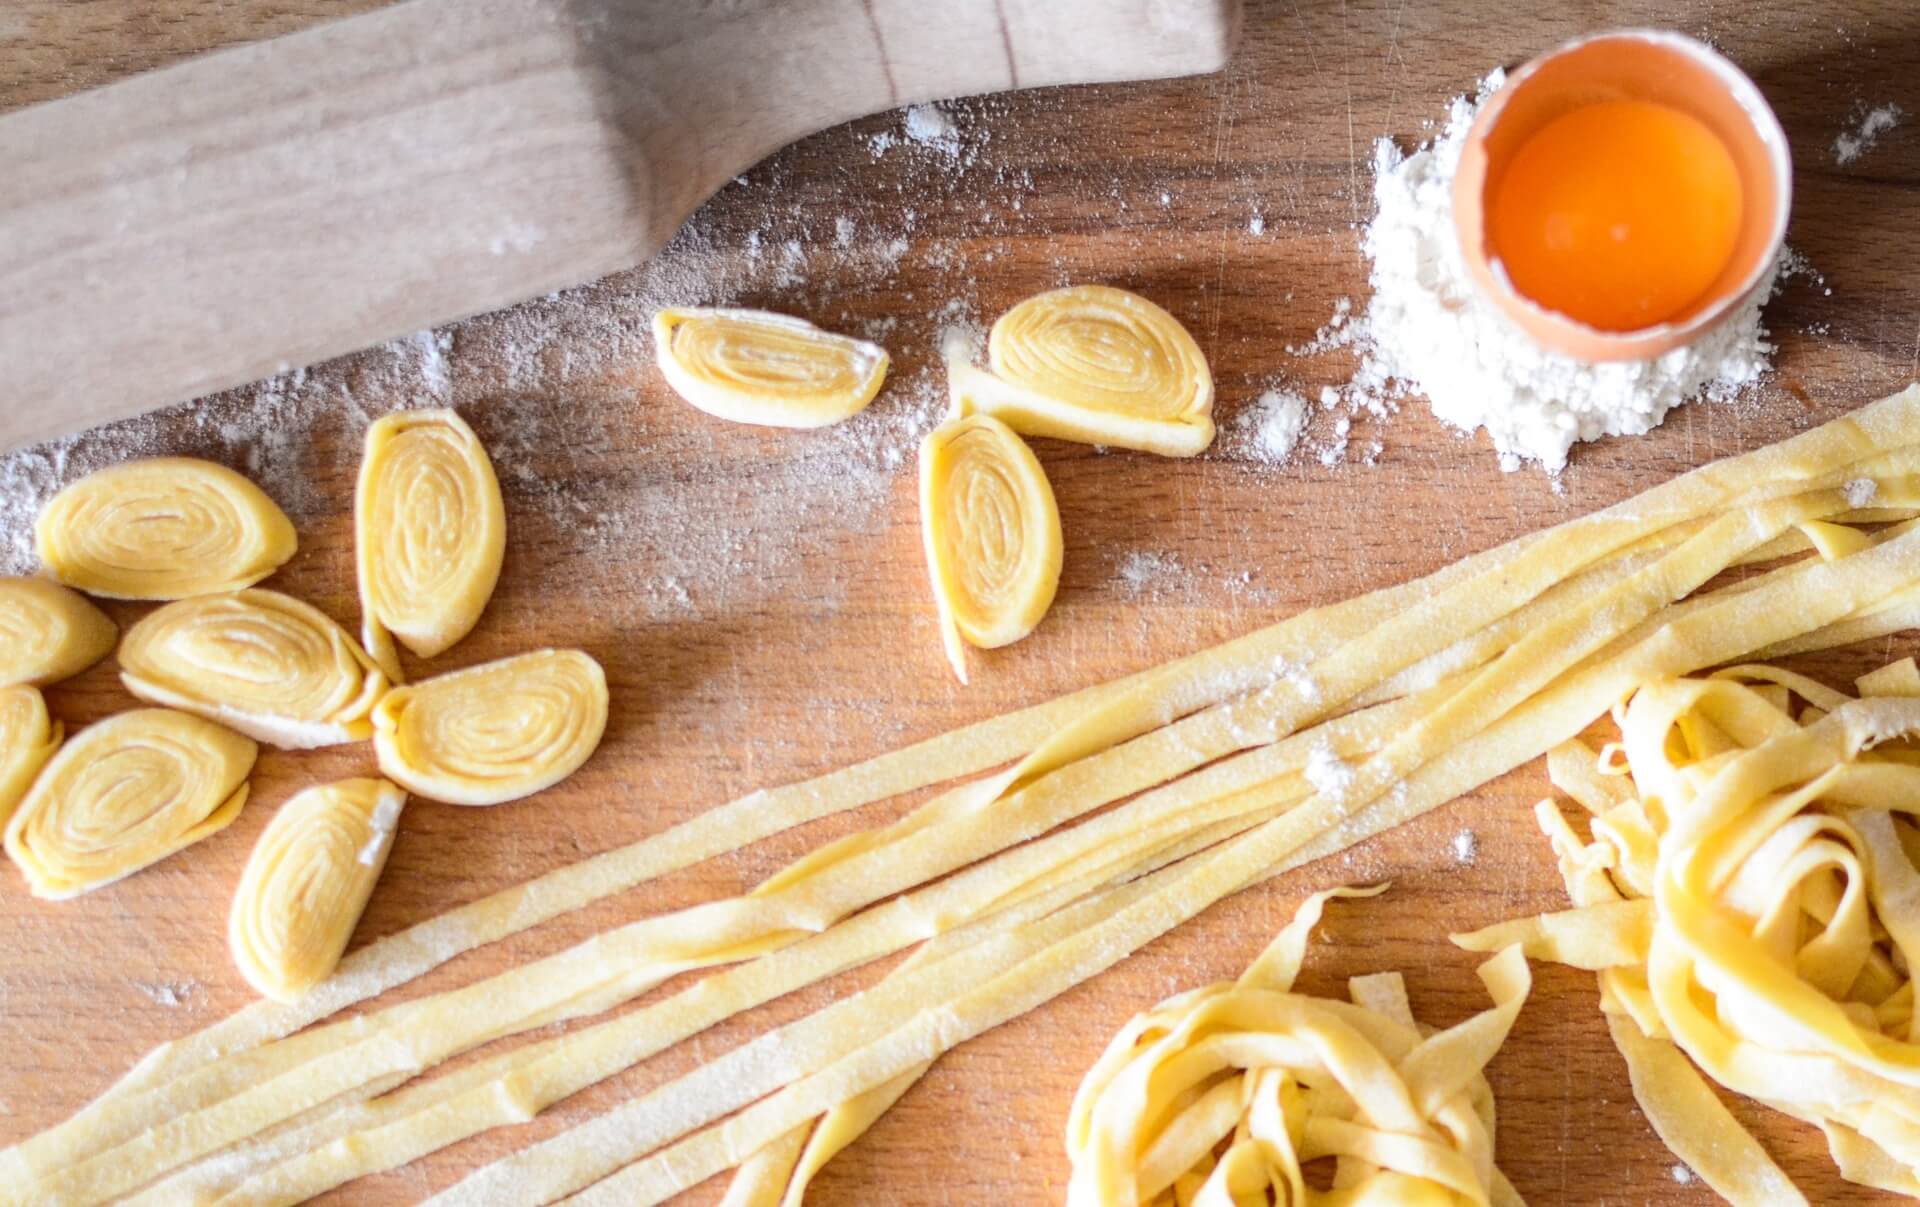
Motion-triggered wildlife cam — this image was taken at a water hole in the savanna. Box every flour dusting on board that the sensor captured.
[1834,103,1904,165]
[1298,72,1777,474]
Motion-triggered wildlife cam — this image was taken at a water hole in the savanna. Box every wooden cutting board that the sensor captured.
[2,1,1917,1203]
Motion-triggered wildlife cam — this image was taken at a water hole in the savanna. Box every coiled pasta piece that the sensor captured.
[372,648,607,806]
[229,779,406,1002]
[35,458,296,599]
[3,708,255,899]
[0,576,116,686]
[951,285,1215,457]
[918,412,1063,684]
[119,590,389,749]
[653,307,889,428]
[0,686,61,829]
[355,410,505,681]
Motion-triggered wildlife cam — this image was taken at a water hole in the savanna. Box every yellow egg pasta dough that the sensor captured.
[653,307,889,429]
[372,648,607,806]
[0,686,60,830]
[229,779,407,1003]
[35,458,296,599]
[120,589,388,749]
[3,708,255,899]
[0,576,115,687]
[355,409,506,681]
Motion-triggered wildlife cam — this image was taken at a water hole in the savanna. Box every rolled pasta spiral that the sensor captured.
[918,412,1063,684]
[0,576,116,686]
[3,708,256,899]
[653,307,889,429]
[1070,887,1530,1207]
[229,778,406,1002]
[355,409,506,680]
[0,686,61,829]
[1457,662,1920,1204]
[372,648,607,806]
[951,284,1215,457]
[35,458,296,599]
[119,589,389,749]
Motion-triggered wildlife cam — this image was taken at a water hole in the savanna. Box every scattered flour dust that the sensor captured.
[1304,743,1357,802]
[1304,70,1777,474]
[1451,829,1479,866]
[1229,386,1309,465]
[1834,103,1904,165]
[1116,550,1186,598]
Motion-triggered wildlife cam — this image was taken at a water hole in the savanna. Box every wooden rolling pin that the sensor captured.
[0,0,1239,453]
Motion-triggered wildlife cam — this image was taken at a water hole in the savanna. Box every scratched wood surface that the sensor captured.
[2,1,1918,1203]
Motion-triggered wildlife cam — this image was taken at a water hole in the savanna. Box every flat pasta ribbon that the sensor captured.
[0,576,116,686]
[119,589,389,749]
[918,411,1063,683]
[229,779,407,1003]
[1070,886,1529,1207]
[653,307,889,428]
[35,458,296,599]
[0,686,61,829]
[1456,662,1920,1204]
[372,648,607,806]
[2,708,255,899]
[355,409,505,681]
[949,284,1215,457]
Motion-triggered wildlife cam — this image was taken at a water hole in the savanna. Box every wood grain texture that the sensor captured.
[1,1,1917,1204]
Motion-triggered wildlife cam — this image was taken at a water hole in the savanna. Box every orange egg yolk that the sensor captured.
[1487,99,1744,333]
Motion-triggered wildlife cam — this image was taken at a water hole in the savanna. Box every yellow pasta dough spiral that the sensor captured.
[372,648,607,806]
[0,576,116,686]
[918,412,1063,684]
[652,307,889,429]
[3,708,255,899]
[0,686,61,830]
[355,409,506,681]
[119,589,389,749]
[1069,887,1529,1207]
[950,284,1215,457]
[35,458,296,600]
[229,779,406,1002]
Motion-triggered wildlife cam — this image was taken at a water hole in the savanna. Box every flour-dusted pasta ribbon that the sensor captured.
[355,409,506,681]
[119,589,389,749]
[0,576,116,686]
[3,708,255,899]
[653,307,890,429]
[35,458,296,599]
[0,686,60,829]
[373,648,607,806]
[1070,886,1529,1207]
[950,285,1215,457]
[918,411,1063,683]
[230,779,407,1002]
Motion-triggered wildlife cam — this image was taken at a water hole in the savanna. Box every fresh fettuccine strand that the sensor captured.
[918,411,1063,682]
[35,458,296,599]
[951,285,1215,456]
[355,409,505,680]
[119,590,389,748]
[0,686,60,828]
[229,779,407,1003]
[2,709,255,899]
[653,307,889,428]
[0,576,116,686]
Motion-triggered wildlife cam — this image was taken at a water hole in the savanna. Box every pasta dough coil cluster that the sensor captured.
[119,589,388,748]
[3,708,256,899]
[373,648,608,806]
[1457,662,1920,1204]
[1069,887,1528,1207]
[229,779,407,1003]
[35,458,296,599]
[653,307,889,429]
[0,576,115,686]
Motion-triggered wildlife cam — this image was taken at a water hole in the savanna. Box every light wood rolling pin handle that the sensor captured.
[0,0,1240,454]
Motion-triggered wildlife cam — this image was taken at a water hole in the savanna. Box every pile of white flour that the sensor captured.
[1340,72,1776,473]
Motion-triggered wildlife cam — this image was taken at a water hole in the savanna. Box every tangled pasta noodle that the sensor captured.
[0,576,115,687]
[1457,661,1920,1203]
[35,457,296,600]
[373,648,608,806]
[1070,887,1529,1207]
[652,307,889,429]
[120,589,389,749]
